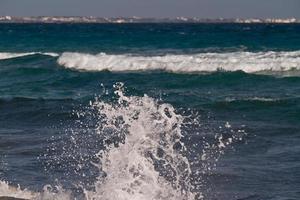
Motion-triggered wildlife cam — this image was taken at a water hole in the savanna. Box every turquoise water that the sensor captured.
[0,24,299,199]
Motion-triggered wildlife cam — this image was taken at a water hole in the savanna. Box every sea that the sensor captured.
[0,23,299,200]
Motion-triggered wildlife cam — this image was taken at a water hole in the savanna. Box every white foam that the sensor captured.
[57,51,300,73]
[0,52,59,60]
[0,181,72,200]
[0,180,37,199]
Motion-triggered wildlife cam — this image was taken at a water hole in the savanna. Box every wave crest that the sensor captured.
[0,52,59,60]
[57,51,300,73]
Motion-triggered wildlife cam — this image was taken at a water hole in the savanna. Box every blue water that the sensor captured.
[0,23,299,200]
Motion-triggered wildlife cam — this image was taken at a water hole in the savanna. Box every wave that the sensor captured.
[0,52,59,60]
[57,51,300,73]
[1,51,300,74]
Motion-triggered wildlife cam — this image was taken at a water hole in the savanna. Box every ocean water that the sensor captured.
[0,23,299,200]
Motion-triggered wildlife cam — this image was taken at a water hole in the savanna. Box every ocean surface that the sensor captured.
[0,23,299,200]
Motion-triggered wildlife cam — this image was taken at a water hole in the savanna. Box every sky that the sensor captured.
[0,0,299,18]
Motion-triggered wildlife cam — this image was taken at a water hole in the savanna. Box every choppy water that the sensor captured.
[0,23,299,200]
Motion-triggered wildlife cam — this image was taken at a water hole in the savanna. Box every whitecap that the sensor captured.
[57,51,300,73]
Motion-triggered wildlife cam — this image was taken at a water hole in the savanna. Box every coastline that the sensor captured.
[0,16,299,24]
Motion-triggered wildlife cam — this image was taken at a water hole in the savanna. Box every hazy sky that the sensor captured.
[0,0,299,18]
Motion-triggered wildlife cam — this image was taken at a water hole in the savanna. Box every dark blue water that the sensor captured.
[0,24,299,200]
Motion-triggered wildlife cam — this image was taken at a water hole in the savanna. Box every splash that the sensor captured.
[81,83,244,200]
[84,83,195,200]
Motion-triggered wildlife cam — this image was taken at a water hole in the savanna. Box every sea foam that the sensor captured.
[57,51,300,73]
[0,181,72,200]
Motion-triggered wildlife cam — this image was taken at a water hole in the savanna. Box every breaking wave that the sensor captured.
[0,52,59,60]
[57,51,300,73]
[0,83,244,199]
[1,51,300,74]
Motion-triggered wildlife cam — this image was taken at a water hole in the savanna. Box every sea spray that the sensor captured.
[81,82,193,200]
[82,83,245,200]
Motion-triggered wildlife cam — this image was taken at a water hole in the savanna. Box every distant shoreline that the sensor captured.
[0,16,299,24]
